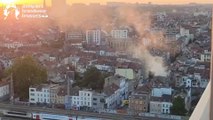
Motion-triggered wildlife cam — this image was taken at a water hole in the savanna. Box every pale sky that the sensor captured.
[64,0,212,4]
[1,0,212,6]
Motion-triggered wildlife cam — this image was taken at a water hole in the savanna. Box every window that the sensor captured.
[30,89,35,92]
[88,93,90,96]
[30,93,35,96]
[93,103,97,105]
[93,98,97,101]
[88,102,90,106]
[30,98,35,101]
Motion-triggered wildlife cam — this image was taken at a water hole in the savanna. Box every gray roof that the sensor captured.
[103,83,119,96]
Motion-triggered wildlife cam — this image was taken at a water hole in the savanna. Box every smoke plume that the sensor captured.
[50,5,169,77]
[114,6,168,77]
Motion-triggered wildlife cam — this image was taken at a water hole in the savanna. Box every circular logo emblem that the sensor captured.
[3,4,20,20]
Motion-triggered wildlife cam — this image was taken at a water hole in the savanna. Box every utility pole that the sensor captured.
[10,73,14,104]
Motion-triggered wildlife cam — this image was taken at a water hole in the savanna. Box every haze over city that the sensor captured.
[1,0,213,5]
[65,0,213,4]
[0,0,212,120]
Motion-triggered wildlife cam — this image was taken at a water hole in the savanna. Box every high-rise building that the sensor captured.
[111,29,128,39]
[86,30,102,45]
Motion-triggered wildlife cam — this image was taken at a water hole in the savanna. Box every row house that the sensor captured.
[29,84,53,104]
[71,90,93,109]
[29,84,66,105]
[149,94,173,114]
[128,84,151,114]
[149,87,173,114]
[66,89,105,111]
[129,91,150,114]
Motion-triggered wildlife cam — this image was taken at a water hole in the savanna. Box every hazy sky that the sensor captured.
[65,0,212,4]
[0,0,212,6]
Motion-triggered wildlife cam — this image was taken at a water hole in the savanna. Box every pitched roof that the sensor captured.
[103,83,119,96]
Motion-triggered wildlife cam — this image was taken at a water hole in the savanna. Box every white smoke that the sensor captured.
[115,6,168,77]
[51,5,169,77]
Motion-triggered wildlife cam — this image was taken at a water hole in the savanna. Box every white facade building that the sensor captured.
[29,84,57,104]
[71,90,93,108]
[150,95,173,114]
[177,27,194,42]
[200,50,211,62]
[104,85,120,109]
[86,30,102,45]
[182,77,192,88]
[111,29,128,39]
[161,102,173,114]
[104,79,129,109]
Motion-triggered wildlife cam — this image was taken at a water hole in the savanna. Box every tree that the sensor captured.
[5,56,47,100]
[76,67,105,91]
[171,96,187,116]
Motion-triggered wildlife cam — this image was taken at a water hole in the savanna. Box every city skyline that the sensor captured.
[65,0,213,4]
[1,0,212,6]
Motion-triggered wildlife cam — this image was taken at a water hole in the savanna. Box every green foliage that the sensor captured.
[171,96,187,116]
[75,67,106,91]
[5,56,47,100]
